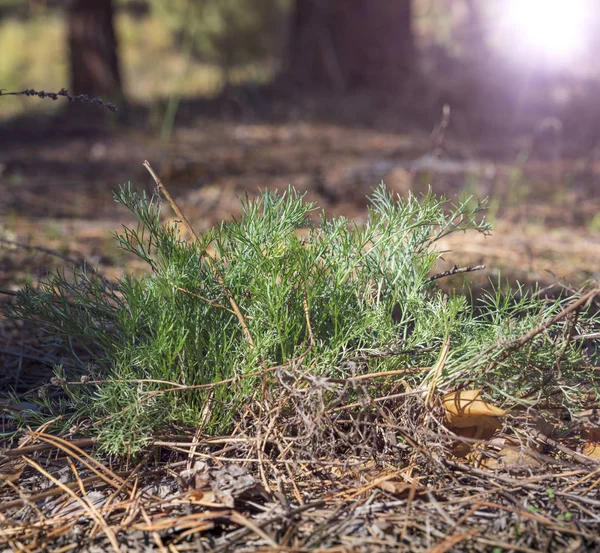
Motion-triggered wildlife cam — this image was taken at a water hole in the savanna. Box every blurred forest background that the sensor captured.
[1,0,600,292]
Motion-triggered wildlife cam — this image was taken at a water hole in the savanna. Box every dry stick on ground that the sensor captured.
[520,308,582,400]
[213,499,327,552]
[0,463,165,515]
[529,429,600,467]
[22,457,120,553]
[427,264,485,283]
[230,510,278,548]
[455,287,600,387]
[0,237,84,269]
[0,237,112,287]
[66,457,118,547]
[143,160,255,350]
[139,506,169,553]
[27,433,133,491]
[56,377,187,388]
[26,432,167,505]
[561,467,600,493]
[429,529,480,553]
[1,438,96,458]
[0,88,118,112]
[89,452,153,539]
[446,458,597,492]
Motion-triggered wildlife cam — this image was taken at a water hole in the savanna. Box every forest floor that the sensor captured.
[1,103,600,552]
[2,105,600,294]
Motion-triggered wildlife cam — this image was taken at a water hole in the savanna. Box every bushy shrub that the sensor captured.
[5,184,598,454]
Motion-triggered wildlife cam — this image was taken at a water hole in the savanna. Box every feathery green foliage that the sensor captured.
[5,184,598,454]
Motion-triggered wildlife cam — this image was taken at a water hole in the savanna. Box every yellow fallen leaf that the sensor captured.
[443,390,506,459]
[446,414,502,435]
[583,442,600,459]
[583,428,600,460]
[585,428,600,441]
[185,489,224,507]
[443,390,507,418]
[448,416,502,459]
[378,480,413,496]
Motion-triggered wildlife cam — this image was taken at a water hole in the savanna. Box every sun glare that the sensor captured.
[503,0,591,62]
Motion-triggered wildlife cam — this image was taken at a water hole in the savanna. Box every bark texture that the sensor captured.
[68,0,122,100]
[287,0,415,92]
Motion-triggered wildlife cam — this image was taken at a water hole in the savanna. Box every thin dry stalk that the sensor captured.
[22,457,120,553]
[230,510,278,547]
[0,237,111,286]
[28,432,130,491]
[425,335,451,407]
[140,506,169,553]
[457,287,600,385]
[142,160,256,349]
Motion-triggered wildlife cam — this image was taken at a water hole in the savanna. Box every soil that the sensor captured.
[1,98,600,552]
[1,101,599,294]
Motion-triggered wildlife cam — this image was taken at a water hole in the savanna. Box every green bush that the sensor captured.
[5,184,598,454]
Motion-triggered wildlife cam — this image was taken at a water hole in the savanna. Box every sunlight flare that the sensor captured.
[503,0,591,62]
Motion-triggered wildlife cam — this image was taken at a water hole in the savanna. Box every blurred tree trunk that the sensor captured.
[67,0,122,102]
[287,0,415,92]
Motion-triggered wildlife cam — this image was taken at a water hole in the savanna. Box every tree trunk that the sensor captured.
[67,0,122,102]
[287,0,415,92]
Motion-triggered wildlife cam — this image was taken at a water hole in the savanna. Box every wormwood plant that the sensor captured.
[5,184,599,454]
